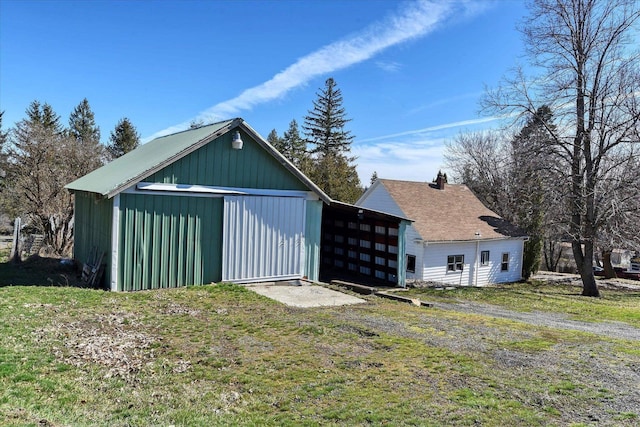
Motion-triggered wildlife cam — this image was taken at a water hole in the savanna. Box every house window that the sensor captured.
[481,250,490,266]
[447,255,464,272]
[406,255,416,273]
[501,253,509,271]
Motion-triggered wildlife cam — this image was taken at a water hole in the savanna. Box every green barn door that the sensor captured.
[119,194,223,291]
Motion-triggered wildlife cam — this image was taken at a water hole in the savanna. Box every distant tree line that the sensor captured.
[0,99,140,256]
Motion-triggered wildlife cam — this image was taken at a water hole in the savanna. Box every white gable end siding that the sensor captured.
[421,239,524,286]
[357,184,406,218]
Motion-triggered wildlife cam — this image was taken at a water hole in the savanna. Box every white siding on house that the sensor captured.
[357,183,406,218]
[404,225,423,281]
[421,239,524,286]
[422,242,475,286]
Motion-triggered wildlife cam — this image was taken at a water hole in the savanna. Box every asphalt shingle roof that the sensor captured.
[378,179,526,242]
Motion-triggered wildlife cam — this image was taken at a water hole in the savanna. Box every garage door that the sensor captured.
[222,196,306,283]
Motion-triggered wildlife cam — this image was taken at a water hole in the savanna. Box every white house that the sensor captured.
[356,173,528,287]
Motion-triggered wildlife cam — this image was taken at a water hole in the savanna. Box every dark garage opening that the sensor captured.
[319,202,409,287]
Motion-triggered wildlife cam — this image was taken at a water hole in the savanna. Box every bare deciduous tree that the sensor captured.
[484,0,640,296]
[4,108,104,255]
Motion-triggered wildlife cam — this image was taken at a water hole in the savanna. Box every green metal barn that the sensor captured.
[66,118,409,291]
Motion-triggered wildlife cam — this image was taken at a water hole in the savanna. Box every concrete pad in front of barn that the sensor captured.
[245,281,366,308]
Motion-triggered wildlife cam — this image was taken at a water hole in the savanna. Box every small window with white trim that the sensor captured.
[481,250,490,266]
[501,253,509,271]
[447,255,464,272]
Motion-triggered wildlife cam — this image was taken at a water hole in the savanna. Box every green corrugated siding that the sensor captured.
[147,130,308,190]
[304,200,323,281]
[118,194,223,291]
[73,191,113,287]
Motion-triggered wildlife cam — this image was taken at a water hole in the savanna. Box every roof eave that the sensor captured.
[422,235,529,244]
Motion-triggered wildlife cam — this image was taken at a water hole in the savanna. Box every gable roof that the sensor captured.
[65,118,331,203]
[364,179,526,242]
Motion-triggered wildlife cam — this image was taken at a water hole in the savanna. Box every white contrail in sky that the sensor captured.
[356,116,502,144]
[145,0,488,141]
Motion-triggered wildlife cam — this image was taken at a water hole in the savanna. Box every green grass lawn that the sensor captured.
[1,260,639,426]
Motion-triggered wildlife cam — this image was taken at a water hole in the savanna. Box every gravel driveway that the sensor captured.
[332,277,640,426]
[433,300,640,341]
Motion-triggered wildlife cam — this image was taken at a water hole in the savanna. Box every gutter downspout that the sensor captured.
[474,238,480,287]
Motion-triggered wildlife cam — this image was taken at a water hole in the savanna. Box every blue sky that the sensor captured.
[0,0,528,183]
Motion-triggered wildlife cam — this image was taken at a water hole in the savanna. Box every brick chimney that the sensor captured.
[435,170,447,190]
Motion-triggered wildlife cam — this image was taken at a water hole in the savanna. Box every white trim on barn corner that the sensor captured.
[126,182,318,200]
[110,193,120,292]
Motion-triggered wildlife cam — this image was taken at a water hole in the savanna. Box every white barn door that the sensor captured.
[222,196,305,283]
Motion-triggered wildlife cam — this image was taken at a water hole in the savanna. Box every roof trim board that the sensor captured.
[132,182,316,199]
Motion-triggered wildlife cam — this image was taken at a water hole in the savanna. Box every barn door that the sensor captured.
[222,196,305,283]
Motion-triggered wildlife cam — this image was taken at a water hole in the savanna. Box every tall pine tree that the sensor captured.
[303,78,361,202]
[511,105,557,279]
[267,129,284,154]
[68,98,101,145]
[303,78,355,156]
[25,100,62,133]
[107,118,140,158]
[282,119,310,171]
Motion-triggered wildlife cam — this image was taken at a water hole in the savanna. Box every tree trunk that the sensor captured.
[574,240,600,297]
[543,239,563,272]
[602,249,617,279]
[9,217,22,264]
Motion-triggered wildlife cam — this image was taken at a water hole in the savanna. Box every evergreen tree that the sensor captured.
[370,171,378,185]
[303,78,361,202]
[107,118,140,158]
[303,78,355,156]
[25,100,62,133]
[511,105,557,279]
[68,98,100,145]
[282,119,310,171]
[267,129,284,154]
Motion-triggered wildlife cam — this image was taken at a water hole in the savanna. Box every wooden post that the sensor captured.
[10,217,21,263]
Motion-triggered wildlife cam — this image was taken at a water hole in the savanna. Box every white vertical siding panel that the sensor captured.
[222,196,305,282]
